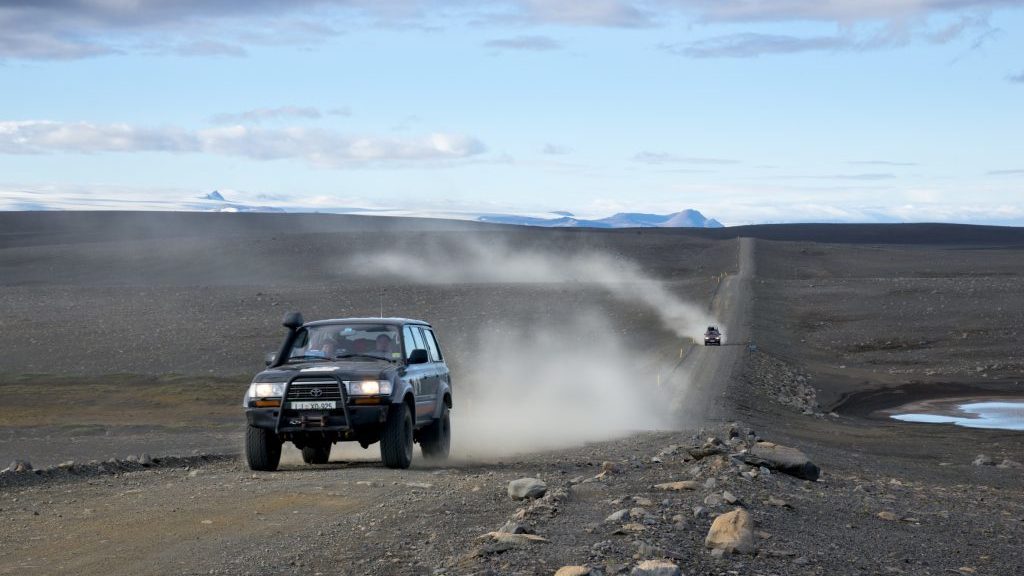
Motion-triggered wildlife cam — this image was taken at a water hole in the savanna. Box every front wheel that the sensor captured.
[380,403,413,469]
[421,405,451,461]
[301,443,331,465]
[246,425,282,471]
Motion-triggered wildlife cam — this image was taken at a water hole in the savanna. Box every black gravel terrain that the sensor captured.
[0,212,1021,576]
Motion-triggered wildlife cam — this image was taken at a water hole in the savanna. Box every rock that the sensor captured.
[704,477,717,489]
[742,442,820,481]
[555,567,592,576]
[629,507,649,519]
[972,454,994,466]
[125,454,139,463]
[654,481,697,491]
[613,522,646,534]
[630,559,681,576]
[650,456,663,464]
[693,506,708,519]
[601,461,622,474]
[997,458,1022,469]
[704,493,723,507]
[139,453,153,466]
[7,460,32,473]
[765,496,791,508]
[58,460,76,470]
[632,496,653,507]
[498,520,532,534]
[477,531,549,546]
[704,508,756,554]
[877,511,899,521]
[605,509,630,523]
[722,491,738,504]
[508,478,547,500]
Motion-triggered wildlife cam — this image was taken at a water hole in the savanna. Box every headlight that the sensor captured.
[248,382,284,398]
[345,380,392,396]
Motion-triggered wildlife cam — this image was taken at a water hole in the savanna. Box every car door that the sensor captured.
[420,326,448,401]
[403,325,435,422]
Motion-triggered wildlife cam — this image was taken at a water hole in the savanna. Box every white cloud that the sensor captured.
[2,1,1018,60]
[0,120,486,167]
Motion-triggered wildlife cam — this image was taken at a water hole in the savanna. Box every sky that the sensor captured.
[0,1,1022,226]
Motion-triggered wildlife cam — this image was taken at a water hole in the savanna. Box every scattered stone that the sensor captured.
[650,456,662,464]
[477,531,549,546]
[555,567,592,576]
[722,491,738,505]
[693,506,708,519]
[704,493,723,507]
[630,559,681,576]
[605,509,630,523]
[629,507,648,519]
[632,496,653,507]
[7,460,32,473]
[613,523,647,535]
[972,455,994,466]
[601,461,622,474]
[139,453,153,466]
[498,520,532,534]
[765,496,791,508]
[58,460,76,470]
[877,511,899,521]
[654,481,697,491]
[704,477,717,489]
[508,478,548,500]
[742,442,820,481]
[704,508,756,554]
[997,459,1022,469]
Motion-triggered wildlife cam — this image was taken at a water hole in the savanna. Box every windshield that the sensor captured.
[288,323,402,362]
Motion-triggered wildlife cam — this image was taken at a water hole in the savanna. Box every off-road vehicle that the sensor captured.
[243,312,452,471]
[704,326,722,346]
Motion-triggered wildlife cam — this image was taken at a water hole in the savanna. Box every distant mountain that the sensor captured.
[197,190,285,213]
[477,209,723,229]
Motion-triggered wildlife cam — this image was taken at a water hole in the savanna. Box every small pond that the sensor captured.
[890,398,1024,431]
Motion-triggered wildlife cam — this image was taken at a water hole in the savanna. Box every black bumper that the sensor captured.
[246,405,388,433]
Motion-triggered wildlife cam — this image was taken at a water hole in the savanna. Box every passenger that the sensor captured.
[375,334,395,355]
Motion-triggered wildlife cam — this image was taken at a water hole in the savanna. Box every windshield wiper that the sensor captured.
[335,353,394,362]
[286,355,329,362]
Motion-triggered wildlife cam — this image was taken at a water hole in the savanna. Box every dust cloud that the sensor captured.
[348,239,718,457]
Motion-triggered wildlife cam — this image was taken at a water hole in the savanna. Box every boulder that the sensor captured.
[704,508,756,554]
[743,442,820,481]
[508,478,548,500]
[630,559,681,576]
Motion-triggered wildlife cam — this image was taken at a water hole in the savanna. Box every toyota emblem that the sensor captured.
[310,388,323,398]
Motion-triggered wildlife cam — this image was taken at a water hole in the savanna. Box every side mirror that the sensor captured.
[282,311,304,330]
[408,349,429,365]
[264,352,276,367]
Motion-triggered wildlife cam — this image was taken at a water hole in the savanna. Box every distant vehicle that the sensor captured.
[243,312,452,471]
[704,326,722,346]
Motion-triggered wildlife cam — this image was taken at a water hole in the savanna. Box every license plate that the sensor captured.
[289,401,336,410]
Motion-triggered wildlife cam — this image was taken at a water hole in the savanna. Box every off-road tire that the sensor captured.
[246,425,282,471]
[420,405,451,460]
[301,443,331,465]
[380,403,413,469]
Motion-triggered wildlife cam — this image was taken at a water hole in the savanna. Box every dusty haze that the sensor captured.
[348,239,718,456]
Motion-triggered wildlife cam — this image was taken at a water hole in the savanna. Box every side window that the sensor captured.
[402,326,417,358]
[420,328,442,362]
[410,326,425,353]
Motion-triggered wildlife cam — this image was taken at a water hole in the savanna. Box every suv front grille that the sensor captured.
[285,380,343,401]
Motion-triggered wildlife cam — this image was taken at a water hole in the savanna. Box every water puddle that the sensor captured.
[890,398,1024,431]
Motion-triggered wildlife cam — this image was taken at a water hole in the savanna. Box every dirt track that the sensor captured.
[1,213,1023,576]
